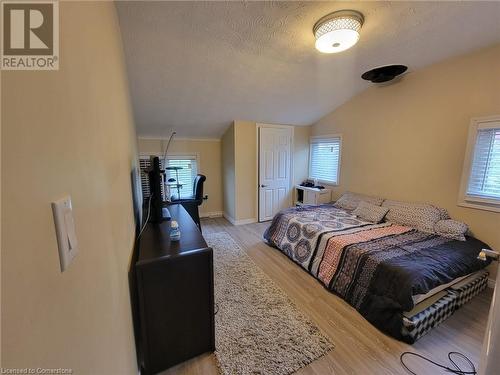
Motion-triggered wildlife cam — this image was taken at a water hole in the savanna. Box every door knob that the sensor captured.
[260,184,268,188]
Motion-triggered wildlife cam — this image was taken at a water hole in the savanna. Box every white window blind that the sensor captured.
[139,157,166,200]
[164,157,198,199]
[309,136,341,184]
[139,155,198,200]
[467,126,500,199]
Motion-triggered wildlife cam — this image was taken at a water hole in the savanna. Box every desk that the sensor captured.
[295,185,332,205]
[135,204,215,374]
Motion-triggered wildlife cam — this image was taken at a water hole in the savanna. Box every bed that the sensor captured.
[263,201,491,343]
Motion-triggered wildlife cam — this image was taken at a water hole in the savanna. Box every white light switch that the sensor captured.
[52,196,79,272]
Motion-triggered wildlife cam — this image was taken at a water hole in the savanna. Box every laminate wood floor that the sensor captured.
[161,217,492,375]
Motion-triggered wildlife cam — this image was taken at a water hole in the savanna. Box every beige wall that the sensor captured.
[137,138,223,216]
[2,2,139,373]
[221,125,236,220]
[312,44,500,279]
[293,126,311,187]
[222,121,311,223]
[234,121,258,222]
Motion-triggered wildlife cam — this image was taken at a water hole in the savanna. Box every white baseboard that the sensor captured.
[200,211,223,218]
[488,278,496,289]
[223,213,237,225]
[235,218,258,225]
[223,213,257,226]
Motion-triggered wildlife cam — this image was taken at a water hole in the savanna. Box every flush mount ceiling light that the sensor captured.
[313,10,364,54]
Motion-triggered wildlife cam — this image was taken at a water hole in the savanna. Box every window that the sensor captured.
[459,116,500,212]
[309,135,342,185]
[139,154,199,200]
[164,157,198,199]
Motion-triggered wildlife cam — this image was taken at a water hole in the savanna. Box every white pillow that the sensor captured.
[435,219,468,241]
[334,192,384,211]
[382,200,441,233]
[352,201,389,223]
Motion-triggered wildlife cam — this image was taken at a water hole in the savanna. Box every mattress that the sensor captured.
[402,270,489,343]
[402,292,457,343]
[412,273,471,304]
[450,269,489,307]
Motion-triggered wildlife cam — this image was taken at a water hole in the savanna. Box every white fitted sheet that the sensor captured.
[411,273,471,305]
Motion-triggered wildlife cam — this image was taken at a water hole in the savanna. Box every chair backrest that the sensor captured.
[193,174,206,204]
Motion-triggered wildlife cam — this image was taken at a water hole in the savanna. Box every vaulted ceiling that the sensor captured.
[116,1,500,138]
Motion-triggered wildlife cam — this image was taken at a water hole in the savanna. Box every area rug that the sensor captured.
[205,231,333,375]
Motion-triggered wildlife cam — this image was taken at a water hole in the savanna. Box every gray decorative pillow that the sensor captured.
[434,206,451,220]
[382,200,441,233]
[435,219,468,241]
[334,192,384,211]
[352,201,389,223]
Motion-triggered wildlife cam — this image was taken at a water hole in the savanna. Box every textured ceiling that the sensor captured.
[116,1,500,138]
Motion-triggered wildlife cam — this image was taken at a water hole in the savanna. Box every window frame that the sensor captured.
[139,152,200,200]
[308,134,342,186]
[458,115,500,213]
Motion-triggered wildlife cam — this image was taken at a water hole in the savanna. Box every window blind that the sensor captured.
[467,127,500,199]
[139,156,198,200]
[309,137,341,184]
[139,157,166,200]
[164,157,198,199]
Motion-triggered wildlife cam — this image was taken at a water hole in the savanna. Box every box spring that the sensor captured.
[402,270,489,343]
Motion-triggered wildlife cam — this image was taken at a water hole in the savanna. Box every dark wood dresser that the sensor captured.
[134,204,215,375]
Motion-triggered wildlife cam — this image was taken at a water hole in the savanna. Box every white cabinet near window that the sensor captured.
[295,185,332,206]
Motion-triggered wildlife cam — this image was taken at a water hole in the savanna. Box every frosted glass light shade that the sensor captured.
[314,10,364,54]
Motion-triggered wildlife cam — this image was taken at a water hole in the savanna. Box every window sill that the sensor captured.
[458,200,500,213]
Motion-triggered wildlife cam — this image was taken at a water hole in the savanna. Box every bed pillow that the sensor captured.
[382,200,441,233]
[352,201,389,223]
[435,206,451,220]
[434,219,468,241]
[334,192,384,211]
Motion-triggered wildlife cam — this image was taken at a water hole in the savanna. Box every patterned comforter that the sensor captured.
[263,204,490,342]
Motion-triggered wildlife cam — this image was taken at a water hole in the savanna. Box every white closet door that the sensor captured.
[258,126,292,221]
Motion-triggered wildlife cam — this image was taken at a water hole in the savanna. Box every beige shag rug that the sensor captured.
[205,231,333,375]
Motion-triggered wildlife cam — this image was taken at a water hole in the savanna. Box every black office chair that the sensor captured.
[172,174,206,232]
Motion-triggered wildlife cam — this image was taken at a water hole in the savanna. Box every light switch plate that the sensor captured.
[52,196,79,272]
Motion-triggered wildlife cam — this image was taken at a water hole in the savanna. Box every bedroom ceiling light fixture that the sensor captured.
[313,10,364,54]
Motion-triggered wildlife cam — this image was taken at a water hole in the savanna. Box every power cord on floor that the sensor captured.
[400,351,476,375]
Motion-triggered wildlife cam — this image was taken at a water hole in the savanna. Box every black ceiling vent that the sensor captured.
[361,65,408,83]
